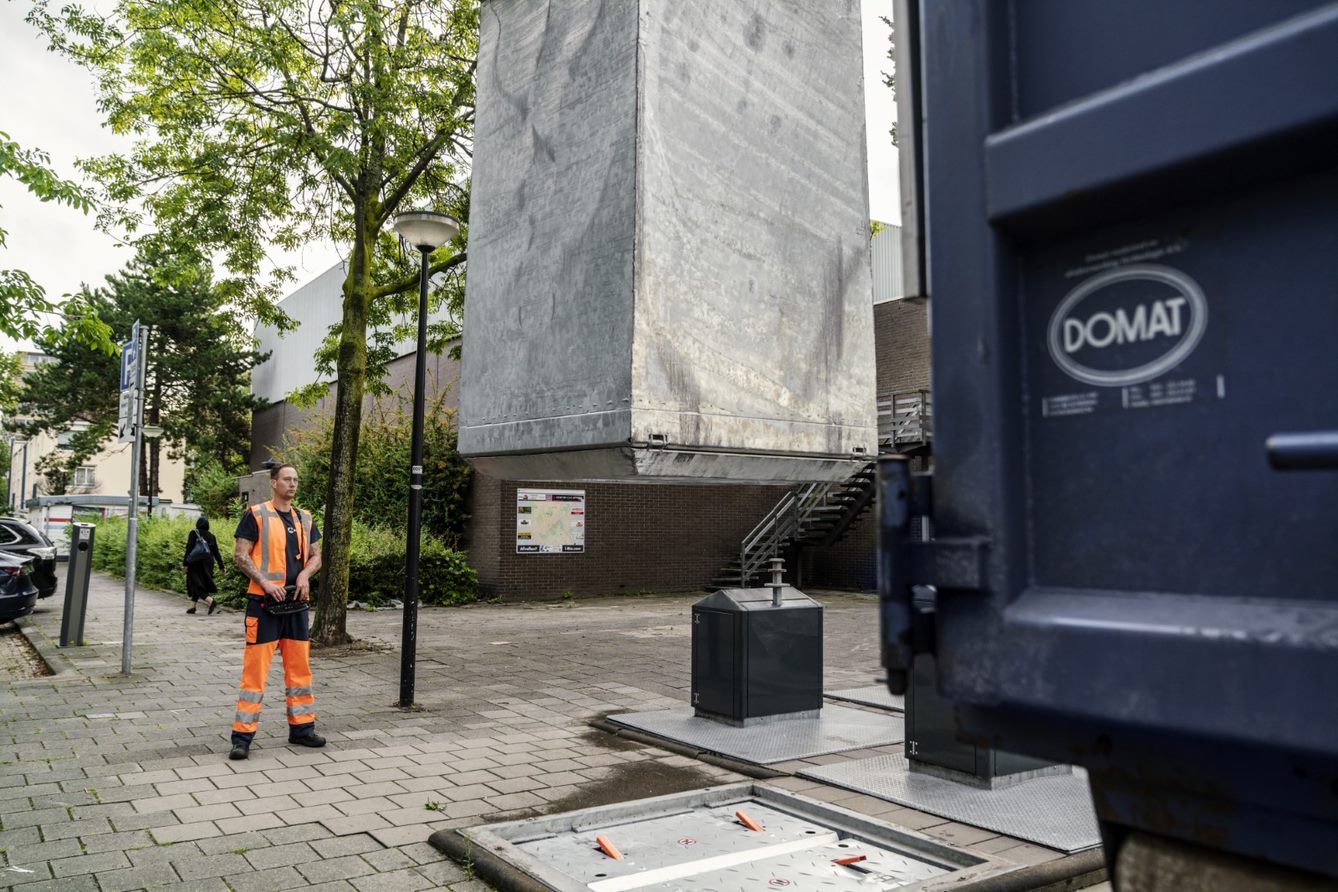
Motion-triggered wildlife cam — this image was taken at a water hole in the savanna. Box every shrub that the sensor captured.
[90,514,476,609]
[280,392,472,547]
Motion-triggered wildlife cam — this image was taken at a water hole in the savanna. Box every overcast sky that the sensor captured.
[0,1,898,348]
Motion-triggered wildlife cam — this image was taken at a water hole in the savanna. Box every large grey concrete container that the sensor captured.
[459,0,877,484]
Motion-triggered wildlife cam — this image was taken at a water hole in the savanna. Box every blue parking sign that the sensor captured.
[120,321,140,391]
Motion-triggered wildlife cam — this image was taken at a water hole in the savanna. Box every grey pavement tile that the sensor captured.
[38,816,116,841]
[154,777,219,797]
[131,793,197,815]
[347,781,408,800]
[236,794,300,816]
[171,851,252,881]
[412,857,469,885]
[71,829,155,855]
[192,785,257,807]
[397,841,451,866]
[296,853,378,884]
[110,810,184,833]
[319,814,393,837]
[302,882,358,892]
[443,799,493,821]
[227,864,310,892]
[0,838,82,864]
[442,784,497,803]
[216,811,285,835]
[349,866,436,892]
[360,846,417,872]
[173,802,242,825]
[293,787,355,808]
[0,826,53,849]
[368,823,437,848]
[447,769,501,786]
[241,841,318,871]
[149,821,219,844]
[47,849,132,878]
[68,802,138,821]
[0,807,72,830]
[2,873,97,892]
[87,861,181,892]
[124,841,204,867]
[333,796,396,817]
[137,878,231,892]
[309,833,384,860]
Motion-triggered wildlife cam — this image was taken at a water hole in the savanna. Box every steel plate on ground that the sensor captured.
[635,838,946,891]
[608,705,903,765]
[826,685,905,712]
[518,802,835,889]
[798,754,1101,853]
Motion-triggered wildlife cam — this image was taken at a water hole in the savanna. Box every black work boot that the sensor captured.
[228,743,250,760]
[288,732,326,748]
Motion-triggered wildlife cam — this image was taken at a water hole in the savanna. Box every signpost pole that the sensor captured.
[121,322,146,675]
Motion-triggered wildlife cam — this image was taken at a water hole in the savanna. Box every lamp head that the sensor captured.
[393,210,459,251]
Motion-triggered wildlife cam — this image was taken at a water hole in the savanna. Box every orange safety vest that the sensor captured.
[245,500,314,594]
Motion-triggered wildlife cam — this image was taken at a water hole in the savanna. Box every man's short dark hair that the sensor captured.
[269,463,297,479]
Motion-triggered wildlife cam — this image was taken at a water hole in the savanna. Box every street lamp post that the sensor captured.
[391,210,459,708]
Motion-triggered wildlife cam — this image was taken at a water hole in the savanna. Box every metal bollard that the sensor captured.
[59,523,96,648]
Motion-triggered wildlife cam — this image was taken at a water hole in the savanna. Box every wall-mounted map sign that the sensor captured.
[516,489,586,554]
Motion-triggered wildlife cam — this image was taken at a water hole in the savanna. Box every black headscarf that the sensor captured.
[196,516,210,533]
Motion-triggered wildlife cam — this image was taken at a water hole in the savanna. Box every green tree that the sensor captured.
[0,133,113,352]
[30,0,478,646]
[0,351,24,498]
[281,389,471,547]
[16,245,266,497]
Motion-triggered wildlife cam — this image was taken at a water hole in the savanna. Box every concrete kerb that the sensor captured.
[428,828,554,892]
[12,613,78,679]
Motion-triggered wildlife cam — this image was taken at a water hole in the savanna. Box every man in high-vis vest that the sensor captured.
[228,463,325,760]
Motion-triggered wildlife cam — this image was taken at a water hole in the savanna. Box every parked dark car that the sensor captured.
[0,552,39,623]
[0,517,58,599]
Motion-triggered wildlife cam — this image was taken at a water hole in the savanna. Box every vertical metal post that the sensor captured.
[122,323,147,675]
[399,248,430,707]
[877,456,913,695]
[19,440,28,513]
[769,557,785,607]
[4,436,13,510]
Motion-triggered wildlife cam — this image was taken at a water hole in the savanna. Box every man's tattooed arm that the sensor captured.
[234,538,278,594]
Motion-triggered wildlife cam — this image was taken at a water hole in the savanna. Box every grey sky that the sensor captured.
[0,1,898,346]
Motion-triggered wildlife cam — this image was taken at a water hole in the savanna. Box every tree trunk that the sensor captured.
[311,216,376,647]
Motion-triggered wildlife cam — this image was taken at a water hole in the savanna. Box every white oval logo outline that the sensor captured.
[1047,263,1208,387]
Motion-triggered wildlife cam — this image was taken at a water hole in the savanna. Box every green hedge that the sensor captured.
[92,514,477,609]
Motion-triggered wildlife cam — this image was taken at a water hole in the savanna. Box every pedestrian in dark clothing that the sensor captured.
[184,516,225,614]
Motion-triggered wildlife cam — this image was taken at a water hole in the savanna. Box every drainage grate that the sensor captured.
[436,783,1009,891]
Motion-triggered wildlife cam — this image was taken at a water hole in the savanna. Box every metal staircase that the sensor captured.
[711,390,932,589]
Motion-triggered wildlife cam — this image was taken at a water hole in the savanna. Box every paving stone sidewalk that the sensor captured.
[1,572,1080,891]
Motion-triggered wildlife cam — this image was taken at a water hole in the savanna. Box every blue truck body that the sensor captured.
[886,0,1338,876]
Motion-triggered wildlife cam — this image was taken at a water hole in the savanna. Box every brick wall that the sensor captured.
[475,477,782,600]
[874,298,931,395]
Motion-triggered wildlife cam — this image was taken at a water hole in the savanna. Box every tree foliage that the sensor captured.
[30,0,479,647]
[15,244,266,496]
[0,132,113,352]
[280,389,471,547]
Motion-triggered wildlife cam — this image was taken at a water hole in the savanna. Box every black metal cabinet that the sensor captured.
[691,588,822,724]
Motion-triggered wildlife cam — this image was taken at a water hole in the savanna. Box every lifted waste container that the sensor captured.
[887,0,1338,880]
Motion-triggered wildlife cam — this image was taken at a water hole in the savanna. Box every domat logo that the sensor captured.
[1047,264,1208,387]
